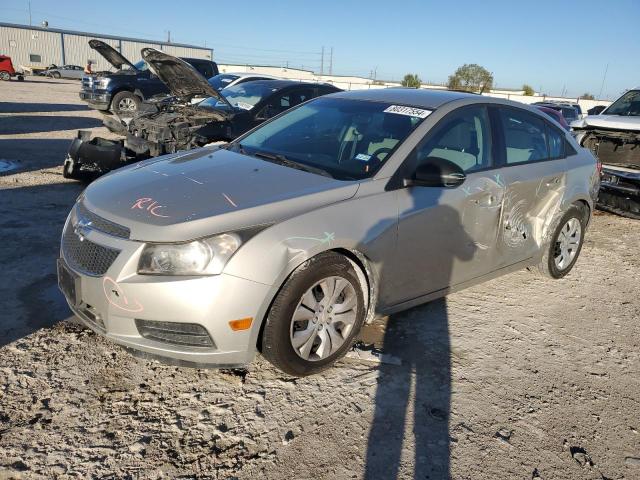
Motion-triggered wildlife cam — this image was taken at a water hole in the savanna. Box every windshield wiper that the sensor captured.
[251,150,335,178]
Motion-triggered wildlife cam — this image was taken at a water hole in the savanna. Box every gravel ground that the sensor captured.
[1,78,639,480]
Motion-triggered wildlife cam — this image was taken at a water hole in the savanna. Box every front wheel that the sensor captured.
[0,71,10,81]
[534,205,586,278]
[111,91,140,116]
[51,71,61,79]
[261,252,366,376]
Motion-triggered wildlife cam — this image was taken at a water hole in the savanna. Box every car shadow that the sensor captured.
[0,182,81,347]
[0,102,90,113]
[0,115,102,135]
[0,138,79,175]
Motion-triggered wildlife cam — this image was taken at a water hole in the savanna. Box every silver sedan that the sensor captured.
[58,88,599,375]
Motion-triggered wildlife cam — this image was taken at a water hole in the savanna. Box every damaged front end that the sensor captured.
[577,128,640,218]
[63,130,132,179]
[126,104,230,157]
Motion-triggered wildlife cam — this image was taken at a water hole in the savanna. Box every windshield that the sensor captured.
[208,74,240,91]
[560,107,577,120]
[125,60,148,71]
[200,82,280,111]
[604,90,640,116]
[233,97,428,180]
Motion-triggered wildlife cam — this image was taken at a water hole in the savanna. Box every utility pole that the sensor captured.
[598,63,609,100]
[320,46,324,75]
[28,0,32,26]
[167,30,171,43]
[329,47,333,75]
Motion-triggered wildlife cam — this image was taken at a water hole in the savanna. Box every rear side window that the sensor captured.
[415,105,492,173]
[546,125,564,159]
[499,108,548,164]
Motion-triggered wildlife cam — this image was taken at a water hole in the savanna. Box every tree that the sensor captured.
[522,84,534,96]
[447,64,493,93]
[401,73,421,88]
[580,93,595,100]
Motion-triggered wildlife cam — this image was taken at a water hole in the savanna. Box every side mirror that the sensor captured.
[404,157,466,188]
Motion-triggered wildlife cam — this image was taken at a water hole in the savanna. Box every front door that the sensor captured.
[389,105,506,305]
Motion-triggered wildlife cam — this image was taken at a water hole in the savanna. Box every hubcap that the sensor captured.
[553,218,581,270]
[0,72,10,80]
[290,276,358,361]
[118,97,136,112]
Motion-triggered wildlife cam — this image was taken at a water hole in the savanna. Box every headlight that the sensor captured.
[96,77,111,88]
[138,233,241,276]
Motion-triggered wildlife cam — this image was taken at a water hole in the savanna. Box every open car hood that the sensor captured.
[141,48,232,106]
[89,39,137,70]
[574,114,640,132]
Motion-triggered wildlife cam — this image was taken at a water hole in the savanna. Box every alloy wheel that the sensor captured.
[289,276,358,361]
[118,97,137,112]
[553,218,581,270]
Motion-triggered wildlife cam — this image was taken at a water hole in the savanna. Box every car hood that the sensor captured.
[572,114,640,131]
[141,48,231,106]
[89,39,137,70]
[82,147,359,242]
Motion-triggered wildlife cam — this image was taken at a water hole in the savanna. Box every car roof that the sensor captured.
[229,79,330,89]
[330,87,478,109]
[222,72,279,79]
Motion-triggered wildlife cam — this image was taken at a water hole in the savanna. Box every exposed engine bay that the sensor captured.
[126,102,229,157]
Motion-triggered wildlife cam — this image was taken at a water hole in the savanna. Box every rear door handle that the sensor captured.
[475,194,498,207]
[545,177,560,186]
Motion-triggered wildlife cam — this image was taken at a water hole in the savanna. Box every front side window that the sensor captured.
[604,89,640,116]
[499,108,548,164]
[415,106,492,173]
[234,97,426,180]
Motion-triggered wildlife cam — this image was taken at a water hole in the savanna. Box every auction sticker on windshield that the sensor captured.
[384,105,432,118]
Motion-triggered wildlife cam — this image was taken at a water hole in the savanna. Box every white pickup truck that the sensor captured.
[572,88,640,219]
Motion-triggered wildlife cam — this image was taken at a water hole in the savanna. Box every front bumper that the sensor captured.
[597,166,640,218]
[57,207,273,367]
[79,90,111,110]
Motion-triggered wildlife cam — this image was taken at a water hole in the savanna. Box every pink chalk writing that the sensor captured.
[131,197,170,218]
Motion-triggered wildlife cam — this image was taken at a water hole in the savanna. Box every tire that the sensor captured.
[261,252,366,376]
[51,71,61,79]
[0,71,10,81]
[534,205,586,279]
[111,91,140,115]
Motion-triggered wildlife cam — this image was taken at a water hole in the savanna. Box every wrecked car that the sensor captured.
[58,89,598,376]
[572,88,640,218]
[64,48,340,179]
[80,40,218,115]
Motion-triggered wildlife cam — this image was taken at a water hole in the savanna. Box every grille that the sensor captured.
[62,222,120,276]
[81,76,93,89]
[135,319,215,348]
[77,202,130,239]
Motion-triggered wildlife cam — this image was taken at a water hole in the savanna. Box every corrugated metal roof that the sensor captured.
[0,22,211,53]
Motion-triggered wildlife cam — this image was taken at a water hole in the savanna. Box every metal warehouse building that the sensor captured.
[0,22,213,72]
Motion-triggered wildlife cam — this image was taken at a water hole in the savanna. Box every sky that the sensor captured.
[2,0,639,100]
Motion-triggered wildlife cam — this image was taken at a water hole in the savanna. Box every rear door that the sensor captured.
[493,105,567,262]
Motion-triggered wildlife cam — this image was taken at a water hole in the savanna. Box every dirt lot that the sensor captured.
[1,78,639,480]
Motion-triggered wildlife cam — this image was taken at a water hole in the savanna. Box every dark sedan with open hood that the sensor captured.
[64,49,340,180]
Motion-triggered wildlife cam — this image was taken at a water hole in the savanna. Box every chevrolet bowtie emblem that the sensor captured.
[74,218,93,242]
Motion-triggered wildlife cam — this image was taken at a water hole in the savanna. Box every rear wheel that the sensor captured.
[111,91,140,115]
[534,205,586,278]
[261,252,366,376]
[0,71,10,81]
